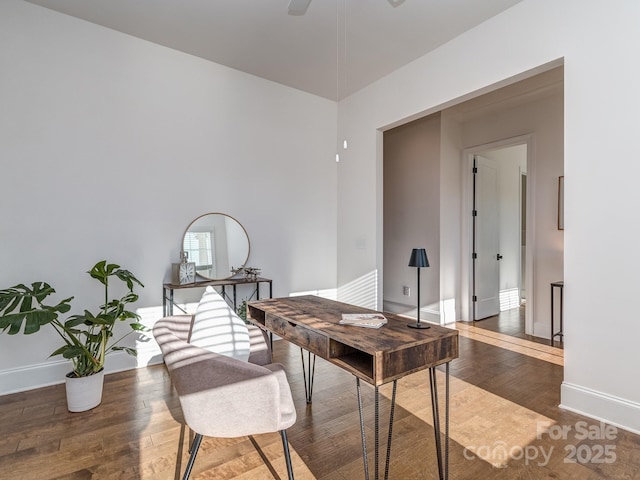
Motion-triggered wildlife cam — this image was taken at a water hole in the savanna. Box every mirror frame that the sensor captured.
[181,212,250,281]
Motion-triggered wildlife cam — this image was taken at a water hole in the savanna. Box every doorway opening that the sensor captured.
[467,138,533,337]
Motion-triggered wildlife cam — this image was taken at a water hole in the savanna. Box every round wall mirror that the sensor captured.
[182,213,250,280]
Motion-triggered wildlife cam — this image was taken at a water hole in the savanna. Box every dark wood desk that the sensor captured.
[248,295,458,480]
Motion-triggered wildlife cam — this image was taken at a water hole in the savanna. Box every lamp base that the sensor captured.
[407,322,431,329]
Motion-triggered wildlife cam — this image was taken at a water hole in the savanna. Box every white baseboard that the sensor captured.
[560,382,640,435]
[0,348,165,396]
[0,360,72,395]
[383,300,441,324]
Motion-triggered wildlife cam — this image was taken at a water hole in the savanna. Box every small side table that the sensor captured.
[550,281,564,346]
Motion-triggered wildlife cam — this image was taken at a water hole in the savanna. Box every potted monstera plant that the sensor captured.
[0,260,145,411]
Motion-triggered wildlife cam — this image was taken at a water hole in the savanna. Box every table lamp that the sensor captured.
[408,248,430,329]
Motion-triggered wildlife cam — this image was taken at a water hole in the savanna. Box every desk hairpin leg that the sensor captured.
[429,363,451,480]
[356,378,398,480]
[384,381,398,480]
[300,348,316,404]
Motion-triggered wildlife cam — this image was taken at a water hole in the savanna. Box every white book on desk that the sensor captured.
[339,313,387,329]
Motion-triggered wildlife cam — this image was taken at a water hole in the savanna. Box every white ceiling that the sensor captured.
[25,0,524,100]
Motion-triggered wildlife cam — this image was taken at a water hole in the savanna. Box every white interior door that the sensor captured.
[474,155,500,320]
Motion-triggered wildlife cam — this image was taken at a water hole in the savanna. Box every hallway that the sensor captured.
[472,306,564,348]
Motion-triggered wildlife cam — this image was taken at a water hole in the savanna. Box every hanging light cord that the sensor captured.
[336,0,347,162]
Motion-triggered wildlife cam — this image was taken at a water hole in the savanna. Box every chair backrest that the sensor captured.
[188,286,251,361]
[153,316,296,438]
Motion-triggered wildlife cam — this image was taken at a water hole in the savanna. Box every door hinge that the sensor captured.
[472,166,478,174]
[472,210,477,217]
[472,252,477,259]
[472,295,477,302]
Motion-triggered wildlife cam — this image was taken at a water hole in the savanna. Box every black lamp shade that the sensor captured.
[408,248,429,268]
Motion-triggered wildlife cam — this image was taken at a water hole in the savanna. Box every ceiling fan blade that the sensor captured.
[288,0,312,16]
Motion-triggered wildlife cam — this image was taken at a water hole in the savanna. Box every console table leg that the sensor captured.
[300,348,316,404]
[162,287,167,317]
[550,283,554,346]
[233,285,237,311]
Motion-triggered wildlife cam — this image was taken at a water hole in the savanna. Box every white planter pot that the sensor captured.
[65,369,105,412]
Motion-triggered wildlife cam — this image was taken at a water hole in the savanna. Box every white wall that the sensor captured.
[337,0,640,433]
[0,0,337,394]
[382,114,441,318]
[439,111,463,324]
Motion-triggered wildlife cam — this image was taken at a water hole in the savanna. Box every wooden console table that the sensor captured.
[248,295,458,480]
[163,276,272,316]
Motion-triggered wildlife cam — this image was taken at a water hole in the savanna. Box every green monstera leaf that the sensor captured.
[1,261,146,378]
[0,282,73,335]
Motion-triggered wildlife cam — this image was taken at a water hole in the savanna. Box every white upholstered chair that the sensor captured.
[153,290,296,479]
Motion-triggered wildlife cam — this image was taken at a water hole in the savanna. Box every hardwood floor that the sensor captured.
[471,305,564,348]
[1,325,639,479]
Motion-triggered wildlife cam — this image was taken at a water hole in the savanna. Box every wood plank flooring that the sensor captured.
[1,324,639,479]
[471,305,564,348]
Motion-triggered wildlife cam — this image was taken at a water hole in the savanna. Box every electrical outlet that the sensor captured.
[403,285,410,296]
